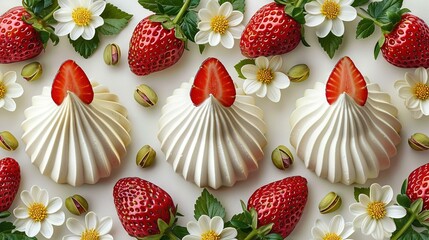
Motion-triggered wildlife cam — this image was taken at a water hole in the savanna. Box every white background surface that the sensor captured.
[0,0,428,239]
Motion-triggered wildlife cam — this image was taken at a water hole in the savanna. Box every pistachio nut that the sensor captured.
[318,192,342,214]
[136,145,156,168]
[271,145,294,170]
[21,62,43,81]
[65,194,89,215]
[287,64,310,83]
[134,84,158,107]
[103,43,121,65]
[0,131,18,151]
[408,133,429,151]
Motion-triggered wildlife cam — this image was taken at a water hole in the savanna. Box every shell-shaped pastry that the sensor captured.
[290,82,401,185]
[22,83,131,186]
[158,81,267,189]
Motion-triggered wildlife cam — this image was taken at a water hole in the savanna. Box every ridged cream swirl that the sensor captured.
[158,81,267,189]
[22,82,131,186]
[290,82,401,185]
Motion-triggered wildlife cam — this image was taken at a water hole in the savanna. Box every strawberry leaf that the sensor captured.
[98,3,133,36]
[351,0,369,7]
[229,212,253,229]
[190,0,201,9]
[180,11,199,43]
[367,0,403,23]
[373,36,385,59]
[234,59,255,79]
[318,33,343,59]
[220,0,245,13]
[401,179,408,194]
[265,233,284,240]
[397,194,412,208]
[69,34,100,59]
[0,221,37,239]
[138,0,183,15]
[356,18,375,39]
[354,187,370,202]
[171,226,189,239]
[0,212,10,219]
[194,189,226,220]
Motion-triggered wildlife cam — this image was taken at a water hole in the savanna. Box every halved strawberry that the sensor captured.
[51,60,94,105]
[325,56,368,106]
[190,58,236,107]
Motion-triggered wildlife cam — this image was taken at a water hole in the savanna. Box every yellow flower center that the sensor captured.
[0,81,6,99]
[28,203,48,222]
[413,82,429,100]
[72,7,92,26]
[81,229,99,240]
[201,230,220,240]
[323,232,342,240]
[367,201,387,220]
[257,68,274,84]
[321,0,341,20]
[210,15,229,35]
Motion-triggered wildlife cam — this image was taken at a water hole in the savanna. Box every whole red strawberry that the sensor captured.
[113,177,176,238]
[406,163,429,210]
[0,7,43,64]
[0,157,21,212]
[240,3,301,58]
[247,176,308,238]
[128,16,185,76]
[381,13,429,68]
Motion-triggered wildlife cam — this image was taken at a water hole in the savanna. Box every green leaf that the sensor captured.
[171,226,189,239]
[0,232,38,240]
[219,0,245,13]
[234,59,255,79]
[351,0,369,7]
[180,11,199,42]
[367,0,403,23]
[301,28,310,47]
[401,179,408,194]
[356,18,375,39]
[0,212,10,219]
[149,15,172,23]
[198,44,206,54]
[157,219,169,233]
[138,0,183,15]
[250,208,258,229]
[69,34,100,59]
[354,187,370,202]
[229,212,252,229]
[98,3,132,36]
[411,198,424,214]
[318,33,343,59]
[190,0,201,9]
[194,189,226,220]
[397,194,412,208]
[373,36,385,59]
[265,233,284,240]
[0,221,14,232]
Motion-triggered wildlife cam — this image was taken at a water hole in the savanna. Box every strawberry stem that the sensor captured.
[295,0,305,7]
[243,229,258,240]
[173,0,191,24]
[391,209,417,240]
[42,5,60,22]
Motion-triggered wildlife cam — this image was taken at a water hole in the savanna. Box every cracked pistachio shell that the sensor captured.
[408,133,429,151]
[136,145,156,168]
[0,131,18,151]
[287,64,310,83]
[271,145,294,170]
[103,43,121,65]
[134,84,158,107]
[21,62,43,82]
[65,194,89,215]
[318,192,342,214]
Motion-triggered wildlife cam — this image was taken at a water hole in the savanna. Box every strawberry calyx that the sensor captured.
[137,208,181,240]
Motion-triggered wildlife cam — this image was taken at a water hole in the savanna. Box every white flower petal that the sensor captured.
[415,67,428,84]
[47,197,62,214]
[91,16,104,28]
[370,183,382,202]
[46,211,65,226]
[220,227,237,239]
[38,188,50,206]
[63,235,81,240]
[412,109,424,119]
[40,220,54,239]
[97,216,113,235]
[26,221,41,237]
[311,225,326,238]
[3,97,17,111]
[305,14,325,27]
[329,215,344,235]
[340,0,354,6]
[195,30,210,44]
[331,18,345,36]
[55,22,75,36]
[273,72,290,89]
[208,32,221,46]
[30,186,42,202]
[90,0,106,16]
[380,185,393,204]
[183,236,200,240]
[58,0,76,9]
[229,25,244,38]
[397,85,413,99]
[198,9,213,21]
[269,55,283,72]
[198,21,211,31]
[349,203,366,215]
[14,219,29,232]
[405,72,419,86]
[5,83,24,98]
[267,85,281,102]
[406,97,420,109]
[0,99,4,108]
[198,215,211,233]
[243,80,262,94]
[21,190,34,207]
[82,26,96,40]
[256,84,267,97]
[241,64,258,80]
[67,218,85,235]
[338,6,357,22]
[187,221,201,235]
[421,101,429,115]
[100,235,114,240]
[359,193,371,206]
[371,221,384,240]
[305,1,322,14]
[360,217,376,235]
[210,216,224,234]
[341,222,355,238]
[220,31,234,49]
[316,219,330,233]
[380,217,396,233]
[70,26,84,40]
[316,19,332,38]
[53,9,73,22]
[2,71,16,85]
[386,205,407,218]
[218,2,233,18]
[207,0,220,13]
[255,56,269,69]
[85,211,98,229]
[227,11,243,26]
[13,207,29,219]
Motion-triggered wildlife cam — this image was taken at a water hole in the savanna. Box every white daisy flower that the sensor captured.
[394,67,429,119]
[311,215,354,240]
[241,55,290,102]
[304,0,357,38]
[194,0,244,49]
[53,0,106,41]
[0,71,23,112]
[183,215,237,240]
[63,211,113,240]
[13,185,65,239]
[349,183,406,240]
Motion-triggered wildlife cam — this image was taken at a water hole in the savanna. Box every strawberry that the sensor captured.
[406,163,429,210]
[325,56,368,106]
[0,157,21,212]
[128,16,185,76]
[0,7,43,64]
[113,177,176,238]
[240,3,301,58]
[381,14,429,68]
[247,176,308,238]
[190,58,236,107]
[51,60,94,105]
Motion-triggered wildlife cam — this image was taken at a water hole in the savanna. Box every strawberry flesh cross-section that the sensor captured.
[325,56,368,106]
[190,58,236,107]
[51,60,94,105]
